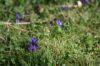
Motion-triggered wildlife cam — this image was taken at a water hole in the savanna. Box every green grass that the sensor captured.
[0,0,100,66]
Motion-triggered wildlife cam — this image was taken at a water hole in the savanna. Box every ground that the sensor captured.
[0,0,100,66]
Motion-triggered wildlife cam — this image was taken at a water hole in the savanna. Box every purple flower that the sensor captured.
[31,38,38,45]
[27,38,39,52]
[16,12,22,23]
[28,44,38,52]
[80,0,90,4]
[54,19,62,26]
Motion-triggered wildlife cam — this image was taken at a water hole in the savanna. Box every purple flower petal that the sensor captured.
[16,12,22,23]
[31,38,38,45]
[27,38,39,52]
[28,44,38,52]
[54,19,62,26]
[80,0,90,4]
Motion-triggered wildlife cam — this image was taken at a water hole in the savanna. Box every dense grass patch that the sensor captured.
[0,0,100,66]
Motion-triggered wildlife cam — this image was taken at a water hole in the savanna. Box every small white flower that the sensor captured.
[77,1,83,7]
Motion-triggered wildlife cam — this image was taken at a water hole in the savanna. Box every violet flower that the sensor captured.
[80,0,90,4]
[16,12,22,23]
[31,38,38,44]
[27,38,39,52]
[54,19,62,26]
